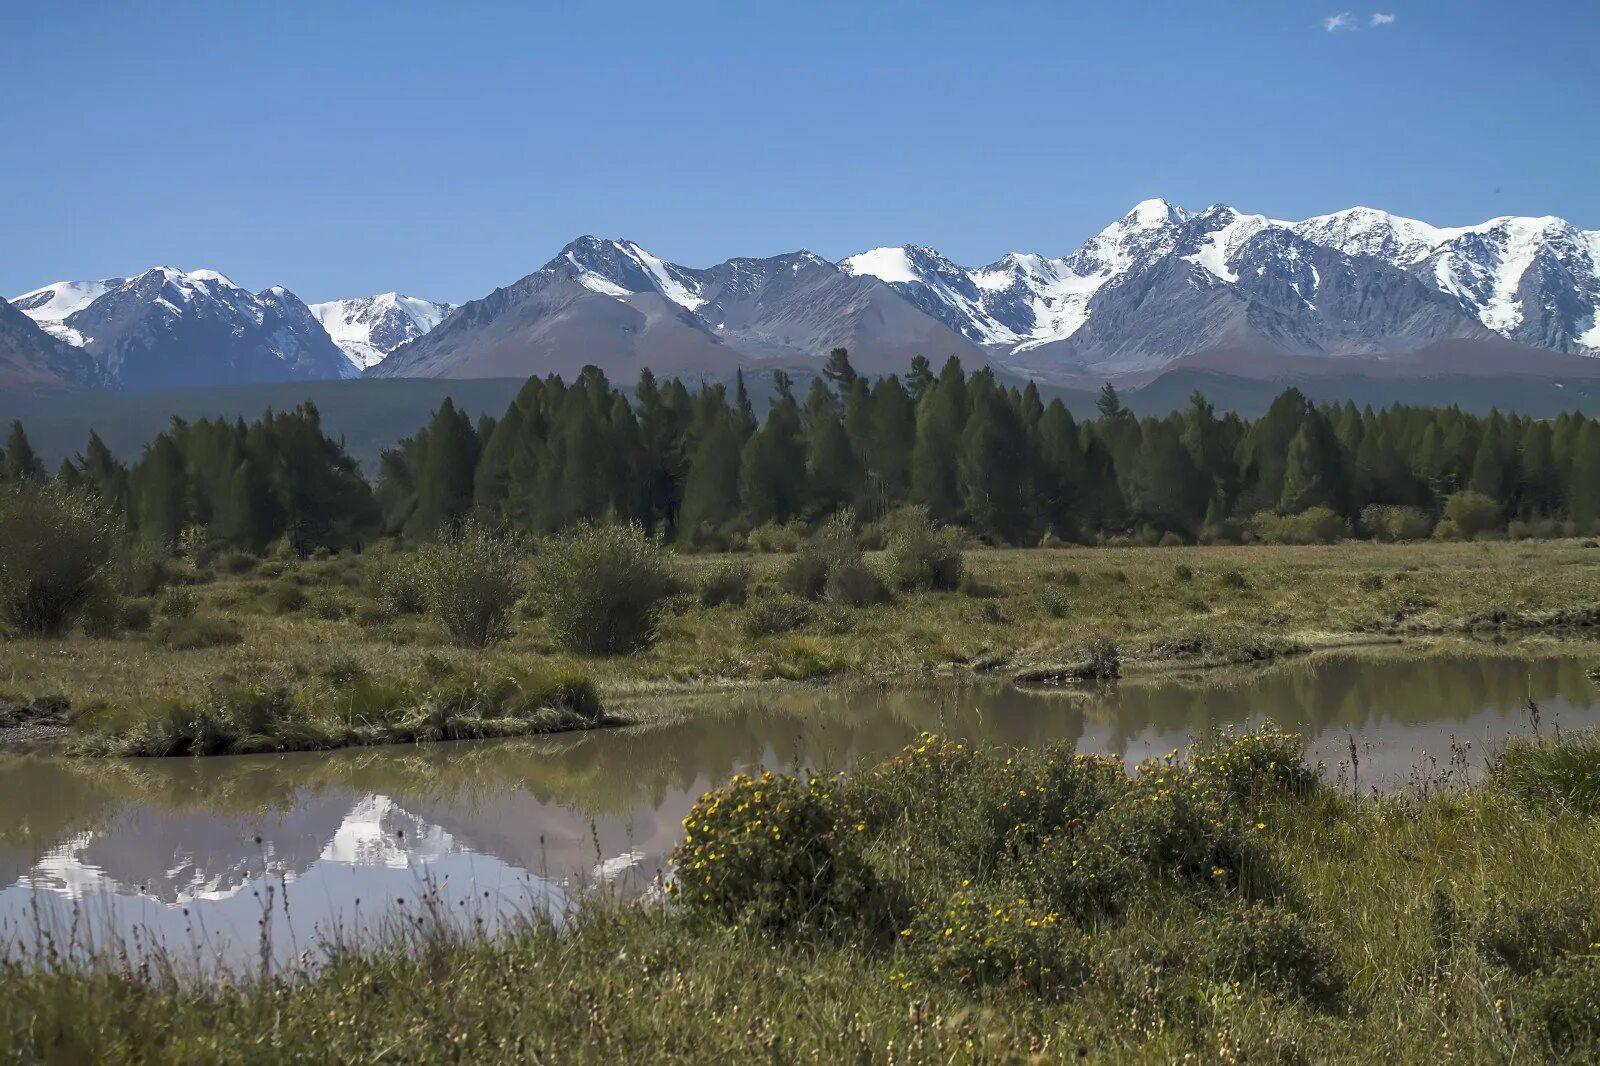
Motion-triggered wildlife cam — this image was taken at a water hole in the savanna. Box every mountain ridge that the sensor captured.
[9,200,1598,391]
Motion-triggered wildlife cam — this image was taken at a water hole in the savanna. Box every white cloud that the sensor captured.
[1324,11,1355,31]
[1370,12,1396,25]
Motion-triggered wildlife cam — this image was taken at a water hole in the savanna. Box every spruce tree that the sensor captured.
[403,399,478,540]
[1,422,45,482]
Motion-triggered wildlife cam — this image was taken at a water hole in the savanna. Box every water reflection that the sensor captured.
[1,646,1594,969]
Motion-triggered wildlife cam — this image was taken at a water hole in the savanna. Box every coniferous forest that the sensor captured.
[8,350,1600,553]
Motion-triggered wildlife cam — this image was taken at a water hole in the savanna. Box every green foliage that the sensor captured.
[1477,899,1600,976]
[882,506,965,591]
[697,559,750,608]
[0,483,118,636]
[777,511,886,606]
[1510,958,1600,1060]
[531,523,672,655]
[1190,724,1318,801]
[415,521,527,649]
[900,886,1088,996]
[1438,490,1502,540]
[670,770,882,938]
[267,583,307,614]
[152,615,243,651]
[1493,732,1600,814]
[1202,904,1345,1008]
[741,594,814,638]
[1098,758,1276,897]
[1360,504,1433,541]
[365,550,427,616]
[155,587,198,620]
[1248,507,1350,545]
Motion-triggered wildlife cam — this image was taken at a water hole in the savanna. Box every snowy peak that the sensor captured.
[309,293,454,372]
[8,267,353,389]
[9,278,122,345]
[1292,207,1454,266]
[548,237,707,311]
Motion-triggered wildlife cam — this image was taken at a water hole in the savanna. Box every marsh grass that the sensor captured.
[7,728,1600,1061]
[69,664,604,756]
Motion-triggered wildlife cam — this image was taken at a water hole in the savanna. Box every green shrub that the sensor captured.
[1437,491,1501,540]
[1203,904,1345,1008]
[367,552,427,616]
[153,615,243,651]
[883,506,965,591]
[531,522,671,655]
[1158,531,1185,548]
[1360,504,1433,542]
[698,559,751,608]
[409,521,528,649]
[1191,724,1318,801]
[1218,569,1250,591]
[900,886,1089,996]
[1100,760,1275,896]
[669,770,882,938]
[777,512,862,600]
[742,594,814,638]
[1478,899,1600,976]
[1041,590,1069,618]
[823,558,890,607]
[0,483,119,636]
[1051,569,1081,588]
[218,551,258,575]
[958,575,1003,598]
[1248,507,1350,545]
[268,583,307,614]
[747,522,803,553]
[1509,958,1600,1060]
[115,541,172,597]
[1173,563,1194,581]
[157,587,198,619]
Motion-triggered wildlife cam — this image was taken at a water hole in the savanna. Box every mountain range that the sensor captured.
[7,201,1599,392]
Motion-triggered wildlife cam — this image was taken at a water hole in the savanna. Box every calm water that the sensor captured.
[1,646,1595,969]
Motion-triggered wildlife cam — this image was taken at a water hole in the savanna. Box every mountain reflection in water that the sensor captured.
[1,647,1595,969]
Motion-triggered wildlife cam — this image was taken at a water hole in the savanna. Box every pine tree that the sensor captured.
[739,371,806,523]
[403,399,478,540]
[910,358,966,521]
[678,414,743,541]
[136,435,188,549]
[1278,415,1348,515]
[957,373,1029,542]
[822,347,857,386]
[1,421,45,482]
[1128,418,1205,534]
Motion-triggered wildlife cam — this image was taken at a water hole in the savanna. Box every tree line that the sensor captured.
[5,350,1600,552]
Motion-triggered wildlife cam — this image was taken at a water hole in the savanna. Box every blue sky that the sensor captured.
[4,0,1596,304]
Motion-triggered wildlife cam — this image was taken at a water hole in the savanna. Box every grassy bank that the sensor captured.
[2,538,1599,754]
[4,726,1599,1061]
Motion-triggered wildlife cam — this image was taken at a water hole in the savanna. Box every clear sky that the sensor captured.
[4,0,1596,305]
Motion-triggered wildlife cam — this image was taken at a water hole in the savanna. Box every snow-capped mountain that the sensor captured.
[373,238,981,380]
[10,200,1599,391]
[844,201,1600,378]
[309,293,455,372]
[0,296,105,388]
[9,268,354,389]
